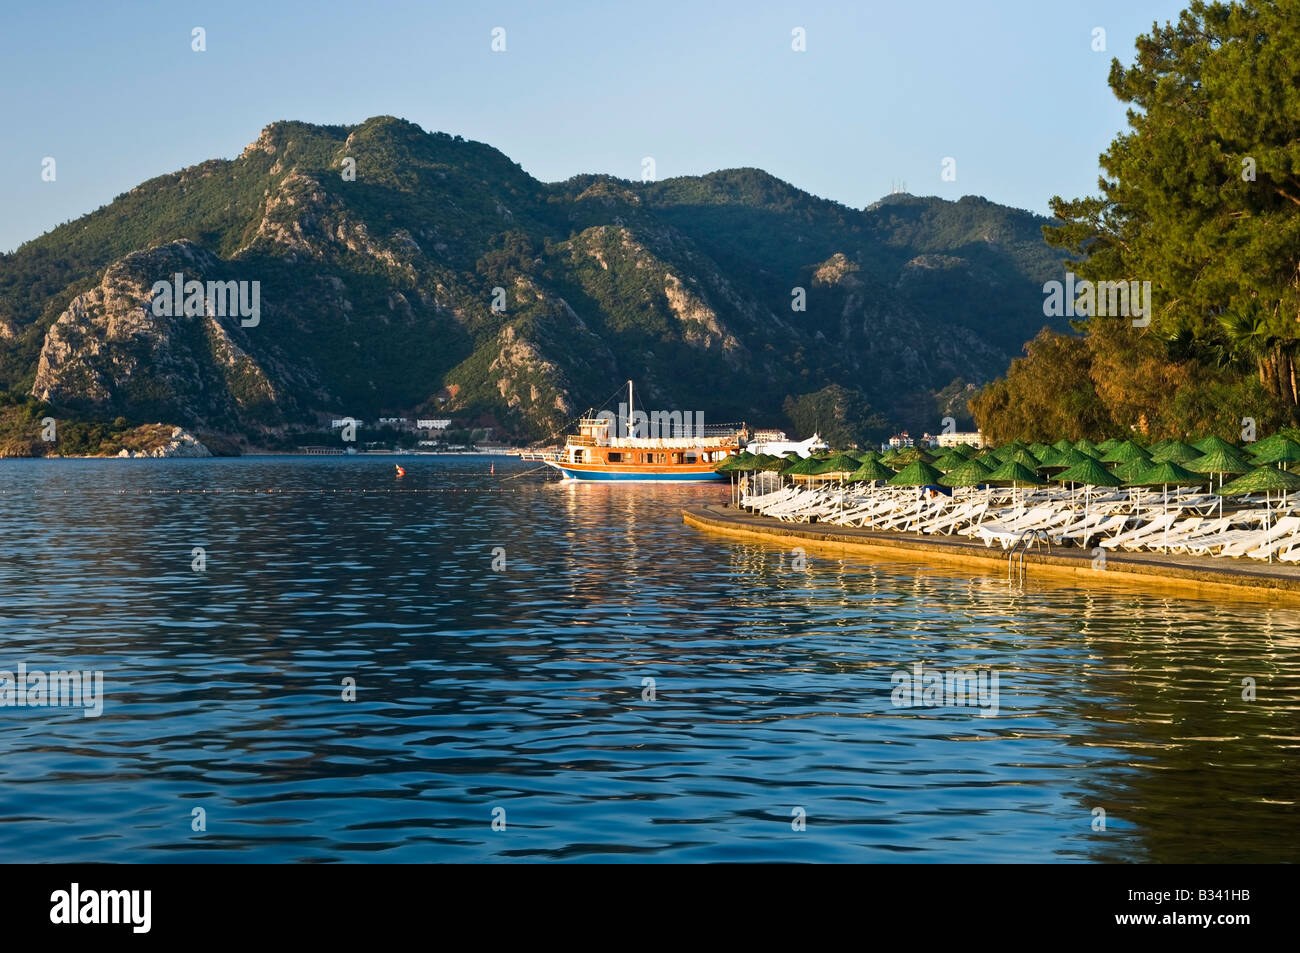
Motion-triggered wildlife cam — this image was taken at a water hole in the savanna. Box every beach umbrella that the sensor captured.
[1216,465,1300,496]
[1040,449,1092,473]
[1244,434,1298,458]
[1111,457,1153,484]
[1051,439,1073,453]
[1073,438,1101,456]
[1054,456,1123,528]
[1150,439,1201,464]
[1188,447,1252,517]
[782,455,825,476]
[895,447,936,465]
[983,459,1046,517]
[887,459,944,486]
[984,459,1046,485]
[1096,438,1121,453]
[943,443,976,459]
[1192,435,1239,455]
[1187,448,1251,480]
[813,451,864,479]
[755,453,787,471]
[930,450,967,472]
[714,450,754,506]
[1249,437,1300,468]
[847,458,896,483]
[1055,457,1123,489]
[1035,446,1069,470]
[1004,448,1041,469]
[939,456,993,488]
[855,449,882,463]
[1215,466,1300,560]
[1102,440,1150,465]
[1028,442,1053,459]
[1126,461,1206,549]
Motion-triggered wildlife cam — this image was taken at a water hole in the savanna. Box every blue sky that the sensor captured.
[0,0,1189,253]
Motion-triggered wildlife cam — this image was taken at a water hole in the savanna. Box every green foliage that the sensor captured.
[782,385,889,447]
[1020,0,1300,436]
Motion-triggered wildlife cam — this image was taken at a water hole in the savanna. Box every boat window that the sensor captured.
[607,452,622,463]
[684,453,697,463]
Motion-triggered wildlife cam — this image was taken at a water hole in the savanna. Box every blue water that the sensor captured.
[0,456,1296,862]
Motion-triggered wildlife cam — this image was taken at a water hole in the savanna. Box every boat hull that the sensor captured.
[545,460,725,482]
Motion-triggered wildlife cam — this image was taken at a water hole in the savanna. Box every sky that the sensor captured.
[0,0,1190,253]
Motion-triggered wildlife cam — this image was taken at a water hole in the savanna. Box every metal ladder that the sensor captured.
[1007,529,1049,580]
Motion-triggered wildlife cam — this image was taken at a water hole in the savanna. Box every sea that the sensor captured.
[0,455,1296,862]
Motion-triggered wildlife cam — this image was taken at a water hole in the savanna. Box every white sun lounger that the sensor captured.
[1099,512,1180,550]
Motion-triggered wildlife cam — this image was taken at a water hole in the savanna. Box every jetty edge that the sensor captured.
[682,503,1300,606]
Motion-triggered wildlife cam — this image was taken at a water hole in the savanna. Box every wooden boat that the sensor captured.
[519,382,743,482]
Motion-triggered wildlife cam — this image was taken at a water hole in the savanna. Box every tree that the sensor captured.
[1045,0,1300,415]
[782,385,889,447]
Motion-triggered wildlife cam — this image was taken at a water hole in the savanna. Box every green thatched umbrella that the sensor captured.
[1035,446,1069,470]
[1073,438,1101,456]
[1055,457,1123,488]
[983,459,1045,515]
[1244,433,1297,458]
[1126,460,1205,489]
[715,450,754,506]
[1126,461,1206,549]
[1028,442,1053,459]
[782,455,824,477]
[887,459,944,487]
[756,453,787,471]
[1187,448,1250,482]
[1187,448,1251,516]
[1102,440,1150,465]
[1040,449,1092,473]
[1192,435,1239,455]
[847,458,896,484]
[855,449,882,463]
[715,450,756,473]
[1215,466,1300,559]
[1051,438,1073,453]
[813,451,864,479]
[1004,447,1041,469]
[1249,436,1300,467]
[1054,456,1123,527]
[930,450,967,472]
[1150,439,1201,464]
[1097,438,1121,453]
[893,447,936,466]
[1111,457,1153,483]
[946,443,977,459]
[939,456,993,488]
[1216,465,1300,497]
[985,460,1046,486]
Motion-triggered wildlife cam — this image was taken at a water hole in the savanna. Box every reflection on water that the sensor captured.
[0,457,1296,862]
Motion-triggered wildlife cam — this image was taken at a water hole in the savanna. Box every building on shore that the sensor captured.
[936,431,986,449]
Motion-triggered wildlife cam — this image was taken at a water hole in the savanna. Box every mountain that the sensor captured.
[0,116,1068,447]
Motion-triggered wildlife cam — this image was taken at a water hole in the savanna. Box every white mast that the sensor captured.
[626,379,633,438]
